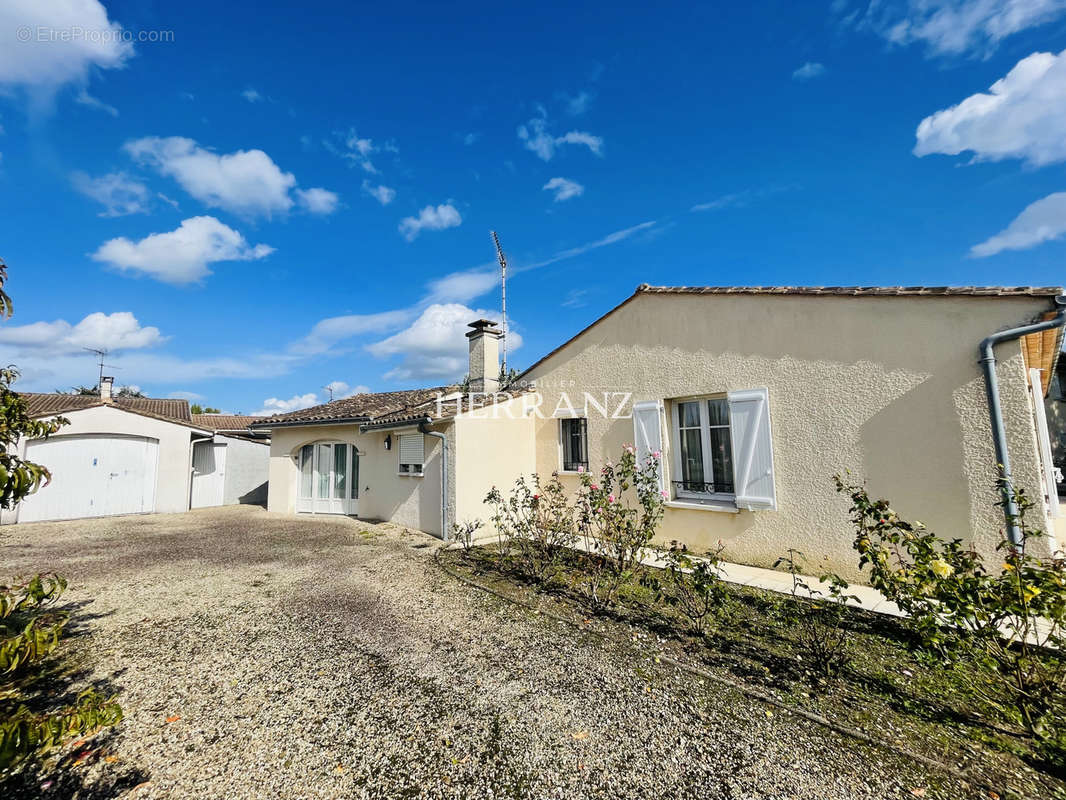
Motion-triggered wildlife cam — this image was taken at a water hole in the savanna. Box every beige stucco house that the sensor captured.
[5,380,270,523]
[256,285,1066,577]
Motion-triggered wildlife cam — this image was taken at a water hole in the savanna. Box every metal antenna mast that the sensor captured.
[324,384,335,402]
[491,231,508,377]
[82,347,118,385]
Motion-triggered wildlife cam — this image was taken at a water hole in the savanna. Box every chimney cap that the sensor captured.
[466,318,502,338]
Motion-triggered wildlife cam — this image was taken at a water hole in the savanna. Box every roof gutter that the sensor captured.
[418,418,449,542]
[979,296,1066,544]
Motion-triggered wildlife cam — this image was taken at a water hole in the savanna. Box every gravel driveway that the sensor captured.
[2,506,970,799]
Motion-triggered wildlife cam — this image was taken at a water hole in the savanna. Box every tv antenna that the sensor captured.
[323,384,335,402]
[82,347,119,385]
[491,230,508,377]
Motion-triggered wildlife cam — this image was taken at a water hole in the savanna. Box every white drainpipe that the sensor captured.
[418,419,449,541]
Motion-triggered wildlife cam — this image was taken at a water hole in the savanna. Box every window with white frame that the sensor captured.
[398,433,425,475]
[560,417,588,472]
[671,397,735,499]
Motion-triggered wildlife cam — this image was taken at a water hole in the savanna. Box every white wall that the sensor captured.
[220,435,270,505]
[6,405,202,521]
[265,421,451,537]
[522,292,1055,578]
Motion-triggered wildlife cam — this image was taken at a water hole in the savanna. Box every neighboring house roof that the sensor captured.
[517,284,1066,384]
[251,387,456,428]
[191,414,268,431]
[635,285,1064,297]
[250,385,532,430]
[21,392,206,429]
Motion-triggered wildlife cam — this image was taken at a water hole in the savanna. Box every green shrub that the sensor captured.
[642,540,730,636]
[774,549,857,678]
[485,472,577,584]
[835,476,1066,740]
[573,446,666,608]
[0,259,122,774]
[0,575,122,770]
[451,520,483,557]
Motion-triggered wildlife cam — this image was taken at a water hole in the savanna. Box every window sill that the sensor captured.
[665,499,739,514]
[557,469,588,476]
[397,472,424,478]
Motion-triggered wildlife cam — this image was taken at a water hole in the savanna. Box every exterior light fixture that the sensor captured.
[384,434,392,451]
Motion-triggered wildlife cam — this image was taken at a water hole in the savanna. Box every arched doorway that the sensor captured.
[296,442,359,515]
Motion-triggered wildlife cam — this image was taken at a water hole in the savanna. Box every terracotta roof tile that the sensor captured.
[250,385,534,429]
[21,393,200,428]
[252,387,457,426]
[635,285,1064,297]
[191,414,268,431]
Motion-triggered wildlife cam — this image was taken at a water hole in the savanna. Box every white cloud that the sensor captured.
[850,0,1066,58]
[91,216,275,284]
[0,1,132,90]
[691,184,796,212]
[367,303,522,382]
[75,88,118,116]
[125,136,337,218]
[561,288,588,308]
[252,382,372,415]
[517,113,603,161]
[971,191,1066,256]
[914,49,1066,167]
[71,171,150,217]
[295,187,340,215]
[362,180,396,205]
[242,88,263,103]
[425,268,500,304]
[561,91,592,115]
[792,62,826,80]
[0,311,165,354]
[288,309,413,355]
[543,177,584,202]
[398,204,462,241]
[326,128,390,173]
[253,393,320,416]
[324,381,370,399]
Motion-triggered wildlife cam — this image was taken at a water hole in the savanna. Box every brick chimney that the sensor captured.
[99,376,114,403]
[466,319,501,394]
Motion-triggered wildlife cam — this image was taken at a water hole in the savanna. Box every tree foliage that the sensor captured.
[0,258,122,774]
[836,475,1066,741]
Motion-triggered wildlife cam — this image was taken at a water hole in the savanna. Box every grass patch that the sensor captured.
[441,545,1066,800]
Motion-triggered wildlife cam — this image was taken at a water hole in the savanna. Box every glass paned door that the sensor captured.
[296,443,358,515]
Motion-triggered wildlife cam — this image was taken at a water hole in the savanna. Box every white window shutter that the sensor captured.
[632,401,665,491]
[399,433,424,466]
[1029,368,1060,518]
[727,388,777,511]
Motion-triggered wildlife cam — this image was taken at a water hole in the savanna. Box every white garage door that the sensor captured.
[18,435,159,522]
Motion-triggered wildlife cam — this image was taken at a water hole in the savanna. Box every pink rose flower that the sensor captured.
[590,483,599,491]
[660,490,668,499]
[577,465,585,473]
[608,494,616,503]
[652,450,662,460]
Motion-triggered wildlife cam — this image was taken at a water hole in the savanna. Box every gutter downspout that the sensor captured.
[979,296,1066,544]
[419,419,449,541]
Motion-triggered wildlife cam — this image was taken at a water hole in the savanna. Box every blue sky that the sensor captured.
[2,1,1066,414]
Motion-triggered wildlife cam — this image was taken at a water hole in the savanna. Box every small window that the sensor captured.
[671,397,734,499]
[560,418,588,472]
[398,433,424,475]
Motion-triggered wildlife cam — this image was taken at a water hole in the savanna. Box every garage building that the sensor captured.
[4,378,269,523]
